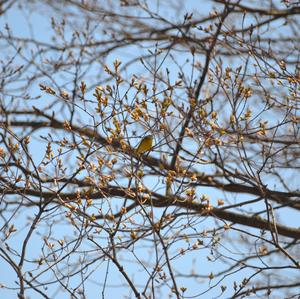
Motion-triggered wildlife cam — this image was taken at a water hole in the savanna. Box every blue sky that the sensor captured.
[1,1,299,298]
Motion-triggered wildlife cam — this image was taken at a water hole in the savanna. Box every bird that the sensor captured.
[135,135,153,155]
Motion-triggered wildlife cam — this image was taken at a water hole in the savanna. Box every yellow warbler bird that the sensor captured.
[135,135,153,155]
